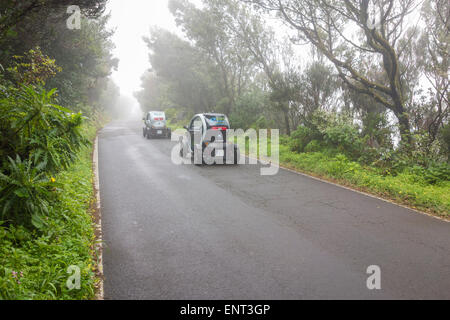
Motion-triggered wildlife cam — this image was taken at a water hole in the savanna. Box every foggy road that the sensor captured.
[99,120,450,299]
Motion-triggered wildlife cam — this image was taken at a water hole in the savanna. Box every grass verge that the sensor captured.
[0,119,104,299]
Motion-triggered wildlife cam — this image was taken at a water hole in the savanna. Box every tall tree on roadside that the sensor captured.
[0,0,106,39]
[213,0,298,134]
[143,28,221,114]
[415,0,449,143]
[251,0,420,145]
[169,0,256,115]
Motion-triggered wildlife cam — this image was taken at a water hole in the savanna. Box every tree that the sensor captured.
[0,0,106,39]
[252,0,421,145]
[415,0,449,143]
[207,0,299,134]
[292,60,339,125]
[43,15,118,110]
[134,72,170,113]
[169,0,257,115]
[140,28,221,114]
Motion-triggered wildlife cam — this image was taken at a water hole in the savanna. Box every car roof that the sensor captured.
[195,113,227,118]
[205,113,225,116]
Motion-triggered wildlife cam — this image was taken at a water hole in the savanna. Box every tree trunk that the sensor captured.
[283,106,291,136]
[394,109,412,147]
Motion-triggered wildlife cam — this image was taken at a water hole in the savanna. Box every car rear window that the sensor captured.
[205,115,229,128]
[150,112,165,120]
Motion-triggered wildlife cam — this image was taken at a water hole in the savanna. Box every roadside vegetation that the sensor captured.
[0,121,103,299]
[136,0,449,218]
[0,0,116,299]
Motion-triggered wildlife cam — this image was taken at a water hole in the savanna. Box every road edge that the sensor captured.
[93,135,104,300]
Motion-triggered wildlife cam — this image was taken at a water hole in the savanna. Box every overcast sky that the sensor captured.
[105,0,206,116]
[106,0,176,97]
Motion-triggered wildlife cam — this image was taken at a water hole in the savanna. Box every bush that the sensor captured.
[322,122,363,158]
[6,47,61,86]
[0,84,89,228]
[416,162,450,185]
[304,139,322,152]
[0,143,98,299]
[0,156,57,229]
[289,125,319,152]
[310,111,363,159]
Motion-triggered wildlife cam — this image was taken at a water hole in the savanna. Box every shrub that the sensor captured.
[0,84,89,228]
[0,144,98,299]
[304,139,322,152]
[7,47,62,86]
[289,125,319,152]
[422,162,450,185]
[0,156,57,229]
[322,123,362,157]
[0,85,89,172]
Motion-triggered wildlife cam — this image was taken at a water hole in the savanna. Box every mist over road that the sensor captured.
[99,120,450,299]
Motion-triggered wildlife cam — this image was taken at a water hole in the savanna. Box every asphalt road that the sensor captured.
[99,120,450,299]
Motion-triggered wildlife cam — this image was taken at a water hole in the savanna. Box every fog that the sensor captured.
[105,0,201,120]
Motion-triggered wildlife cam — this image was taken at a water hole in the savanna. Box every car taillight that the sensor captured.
[211,126,227,130]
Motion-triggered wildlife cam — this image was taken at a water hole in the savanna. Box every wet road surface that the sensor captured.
[99,120,450,299]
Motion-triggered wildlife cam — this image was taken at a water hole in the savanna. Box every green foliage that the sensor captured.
[0,83,89,228]
[321,122,362,159]
[0,8,117,114]
[0,156,56,229]
[287,111,363,159]
[7,47,62,86]
[409,162,450,185]
[229,91,269,130]
[304,140,322,153]
[0,143,98,299]
[310,111,363,158]
[289,125,318,153]
[0,84,89,171]
[439,123,450,161]
[0,1,117,300]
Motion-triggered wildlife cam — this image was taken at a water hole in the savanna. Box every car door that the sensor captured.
[189,116,203,151]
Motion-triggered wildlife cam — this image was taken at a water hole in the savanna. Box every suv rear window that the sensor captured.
[149,112,165,121]
[150,112,165,118]
[205,115,229,128]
